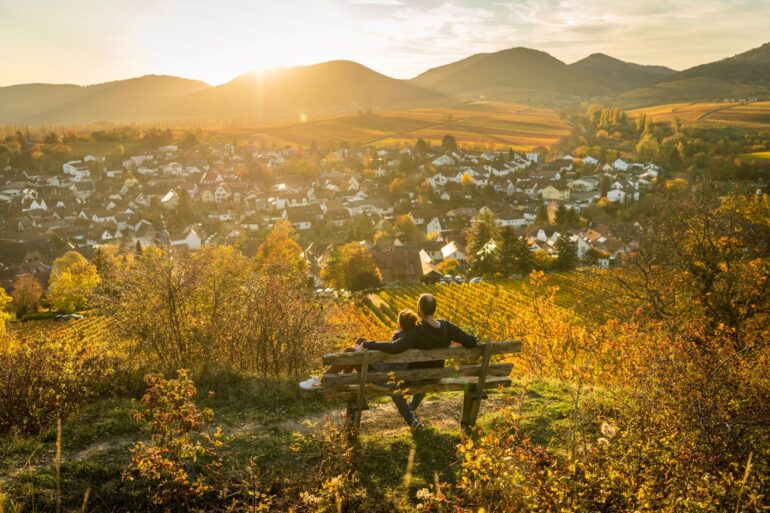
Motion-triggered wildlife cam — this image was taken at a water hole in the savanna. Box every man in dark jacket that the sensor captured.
[356,293,477,429]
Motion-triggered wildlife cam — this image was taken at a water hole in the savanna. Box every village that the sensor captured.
[0,136,662,290]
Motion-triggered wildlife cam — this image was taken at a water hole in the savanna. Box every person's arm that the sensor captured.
[361,330,415,353]
[445,321,477,347]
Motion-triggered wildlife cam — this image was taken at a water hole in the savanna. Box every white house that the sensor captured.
[171,227,202,251]
[426,217,443,234]
[612,158,629,171]
[607,189,626,203]
[441,241,467,265]
[63,160,91,180]
[432,155,456,167]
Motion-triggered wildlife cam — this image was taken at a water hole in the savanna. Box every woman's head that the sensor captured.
[398,309,419,332]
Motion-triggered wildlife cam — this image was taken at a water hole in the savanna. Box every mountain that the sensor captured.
[570,53,675,90]
[173,60,435,121]
[0,75,209,125]
[614,77,770,108]
[411,47,610,98]
[669,42,770,84]
[612,42,770,107]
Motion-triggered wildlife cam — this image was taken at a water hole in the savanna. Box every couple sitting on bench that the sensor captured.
[299,293,477,429]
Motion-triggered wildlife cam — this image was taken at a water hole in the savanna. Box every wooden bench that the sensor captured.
[315,340,521,435]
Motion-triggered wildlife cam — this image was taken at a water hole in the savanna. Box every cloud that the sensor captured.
[359,0,770,76]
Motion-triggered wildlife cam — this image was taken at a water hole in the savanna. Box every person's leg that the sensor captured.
[324,346,359,374]
[409,393,426,411]
[390,393,417,426]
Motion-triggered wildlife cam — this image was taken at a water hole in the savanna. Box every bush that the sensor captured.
[123,370,223,510]
[0,334,115,435]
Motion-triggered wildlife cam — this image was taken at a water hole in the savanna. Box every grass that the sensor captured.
[208,100,569,150]
[0,375,580,510]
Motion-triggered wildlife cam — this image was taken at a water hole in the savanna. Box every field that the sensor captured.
[629,100,770,131]
[209,100,570,150]
[739,151,770,163]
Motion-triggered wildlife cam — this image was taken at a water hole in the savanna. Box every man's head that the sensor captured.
[417,293,437,319]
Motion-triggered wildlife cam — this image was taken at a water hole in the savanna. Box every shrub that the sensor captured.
[0,334,115,435]
[123,370,223,510]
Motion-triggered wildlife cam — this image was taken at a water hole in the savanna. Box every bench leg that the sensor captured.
[461,387,488,433]
[345,401,364,440]
[460,389,477,432]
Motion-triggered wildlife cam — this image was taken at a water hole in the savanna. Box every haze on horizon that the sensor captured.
[2,0,769,87]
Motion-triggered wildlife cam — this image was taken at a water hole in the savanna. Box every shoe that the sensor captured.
[299,377,321,390]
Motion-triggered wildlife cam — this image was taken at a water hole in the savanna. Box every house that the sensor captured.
[441,241,467,265]
[371,249,423,283]
[286,210,314,231]
[541,185,570,201]
[63,161,91,180]
[170,226,202,251]
[161,190,180,209]
[426,217,443,235]
[418,250,444,283]
[612,158,629,171]
[431,155,456,167]
[607,189,626,203]
[568,177,598,192]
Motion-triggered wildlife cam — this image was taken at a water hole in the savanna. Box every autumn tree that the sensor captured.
[110,244,331,373]
[253,221,307,283]
[0,287,12,330]
[48,251,101,313]
[437,258,460,276]
[11,275,43,316]
[322,242,382,291]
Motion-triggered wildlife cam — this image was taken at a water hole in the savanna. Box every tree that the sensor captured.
[0,287,12,329]
[414,138,428,154]
[92,245,126,299]
[253,221,307,283]
[497,227,518,276]
[555,233,578,270]
[536,202,550,224]
[441,134,458,151]
[437,258,460,276]
[467,209,499,276]
[48,251,101,313]
[322,242,382,291]
[636,133,660,162]
[512,235,534,275]
[11,275,42,316]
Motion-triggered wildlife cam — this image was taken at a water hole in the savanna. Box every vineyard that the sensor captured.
[331,272,612,344]
[209,100,569,150]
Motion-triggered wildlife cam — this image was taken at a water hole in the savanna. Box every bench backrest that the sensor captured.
[320,340,521,391]
[322,340,521,367]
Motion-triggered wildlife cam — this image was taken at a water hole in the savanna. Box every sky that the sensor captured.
[1,0,768,86]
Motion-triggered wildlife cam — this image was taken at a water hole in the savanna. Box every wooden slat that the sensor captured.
[322,340,521,366]
[317,376,512,401]
[320,363,513,388]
